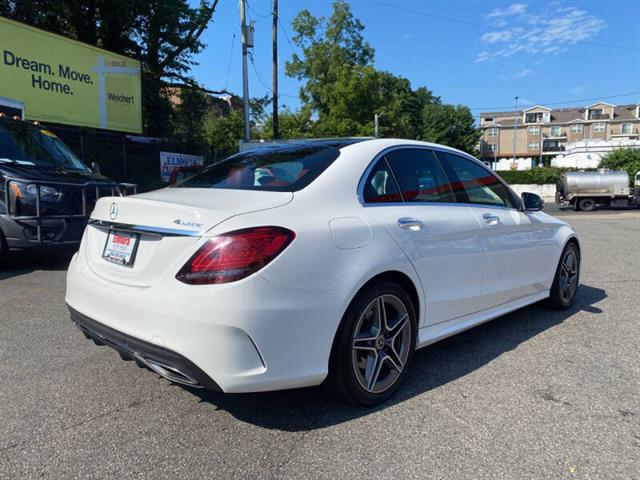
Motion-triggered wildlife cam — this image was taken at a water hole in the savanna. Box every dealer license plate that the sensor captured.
[102,230,140,267]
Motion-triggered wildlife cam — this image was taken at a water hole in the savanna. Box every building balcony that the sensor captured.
[588,112,610,120]
[544,132,567,139]
[542,144,566,153]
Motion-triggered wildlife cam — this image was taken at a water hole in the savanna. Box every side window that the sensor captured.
[438,152,515,208]
[362,158,402,203]
[384,149,454,203]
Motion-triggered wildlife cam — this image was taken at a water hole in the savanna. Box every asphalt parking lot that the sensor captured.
[1,208,639,480]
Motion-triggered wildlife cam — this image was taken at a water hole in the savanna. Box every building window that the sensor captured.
[621,123,633,134]
[487,127,498,137]
[588,108,609,120]
[487,143,497,152]
[483,117,494,123]
[571,124,583,133]
[525,113,542,123]
[528,126,540,135]
[593,123,606,133]
[527,142,539,150]
[550,126,562,137]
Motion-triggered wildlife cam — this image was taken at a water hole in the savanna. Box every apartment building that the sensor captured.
[479,103,640,164]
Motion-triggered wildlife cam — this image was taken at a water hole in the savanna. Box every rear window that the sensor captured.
[176,145,340,192]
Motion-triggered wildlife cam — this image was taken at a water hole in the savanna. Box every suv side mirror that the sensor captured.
[521,192,544,211]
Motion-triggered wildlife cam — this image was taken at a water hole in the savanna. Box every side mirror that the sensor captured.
[91,162,101,175]
[521,192,544,211]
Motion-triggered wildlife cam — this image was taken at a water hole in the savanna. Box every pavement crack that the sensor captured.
[275,412,319,478]
[1,394,165,455]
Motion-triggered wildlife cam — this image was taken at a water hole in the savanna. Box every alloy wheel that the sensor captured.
[351,294,412,394]
[559,249,579,303]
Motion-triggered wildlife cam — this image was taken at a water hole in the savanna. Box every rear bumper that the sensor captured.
[69,306,221,390]
[65,249,347,393]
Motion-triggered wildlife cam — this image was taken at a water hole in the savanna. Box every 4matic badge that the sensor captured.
[174,219,203,229]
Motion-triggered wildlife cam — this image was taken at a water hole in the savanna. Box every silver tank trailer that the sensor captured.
[560,170,630,197]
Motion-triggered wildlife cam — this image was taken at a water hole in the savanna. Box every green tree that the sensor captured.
[286,0,374,115]
[599,148,640,181]
[419,103,480,153]
[285,1,450,140]
[171,87,211,152]
[262,108,314,139]
[203,110,243,160]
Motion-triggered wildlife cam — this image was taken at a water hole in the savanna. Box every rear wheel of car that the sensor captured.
[547,242,580,309]
[578,198,596,212]
[327,281,416,406]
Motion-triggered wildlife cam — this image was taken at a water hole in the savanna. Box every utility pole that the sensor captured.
[240,0,251,142]
[272,0,279,139]
[374,112,384,138]
[512,96,519,166]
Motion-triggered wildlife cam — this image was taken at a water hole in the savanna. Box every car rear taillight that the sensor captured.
[176,226,295,285]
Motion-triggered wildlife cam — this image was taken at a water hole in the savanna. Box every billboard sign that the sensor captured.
[0,17,142,133]
[160,151,204,182]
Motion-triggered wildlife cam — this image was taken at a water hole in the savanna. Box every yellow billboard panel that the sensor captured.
[0,17,142,133]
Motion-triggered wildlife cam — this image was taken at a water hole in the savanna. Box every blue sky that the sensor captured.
[189,1,640,118]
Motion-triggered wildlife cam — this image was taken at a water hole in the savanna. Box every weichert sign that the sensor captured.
[0,17,142,133]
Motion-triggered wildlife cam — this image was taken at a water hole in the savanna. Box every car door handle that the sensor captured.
[482,213,502,225]
[397,217,424,231]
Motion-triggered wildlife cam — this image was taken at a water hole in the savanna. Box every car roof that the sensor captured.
[338,137,479,161]
[244,137,474,159]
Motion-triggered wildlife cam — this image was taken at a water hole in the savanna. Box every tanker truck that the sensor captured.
[555,169,640,211]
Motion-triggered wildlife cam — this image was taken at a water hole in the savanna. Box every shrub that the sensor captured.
[495,167,572,185]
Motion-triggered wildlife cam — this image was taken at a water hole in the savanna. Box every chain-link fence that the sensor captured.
[49,124,209,192]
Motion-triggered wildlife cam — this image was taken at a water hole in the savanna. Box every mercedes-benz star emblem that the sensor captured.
[109,202,118,220]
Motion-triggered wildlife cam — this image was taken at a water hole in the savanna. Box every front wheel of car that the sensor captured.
[327,281,417,406]
[547,242,580,309]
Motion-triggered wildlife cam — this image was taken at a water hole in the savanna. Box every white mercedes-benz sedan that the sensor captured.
[66,139,580,405]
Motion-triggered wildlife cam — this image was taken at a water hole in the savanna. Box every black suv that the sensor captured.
[0,116,135,254]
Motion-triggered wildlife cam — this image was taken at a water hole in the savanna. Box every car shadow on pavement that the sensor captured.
[185,284,606,431]
[0,251,75,281]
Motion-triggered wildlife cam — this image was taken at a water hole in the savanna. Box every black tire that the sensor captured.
[547,242,580,309]
[0,228,7,259]
[327,281,417,406]
[578,198,596,212]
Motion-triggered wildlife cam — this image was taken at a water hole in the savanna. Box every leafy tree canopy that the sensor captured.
[600,148,640,182]
[419,103,480,153]
[284,0,477,151]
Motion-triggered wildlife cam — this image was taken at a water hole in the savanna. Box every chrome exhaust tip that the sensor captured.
[144,359,202,388]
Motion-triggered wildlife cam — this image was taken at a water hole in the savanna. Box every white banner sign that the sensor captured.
[159,151,204,182]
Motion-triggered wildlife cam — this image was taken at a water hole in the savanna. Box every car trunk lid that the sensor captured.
[82,188,293,286]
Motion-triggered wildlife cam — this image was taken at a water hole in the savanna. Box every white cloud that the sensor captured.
[498,65,534,82]
[479,4,606,61]
[475,50,490,63]
[487,3,528,18]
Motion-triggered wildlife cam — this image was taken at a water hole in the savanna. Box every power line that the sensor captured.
[246,0,271,19]
[223,28,237,90]
[369,0,640,53]
[249,52,274,96]
[278,16,295,51]
[469,91,640,111]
